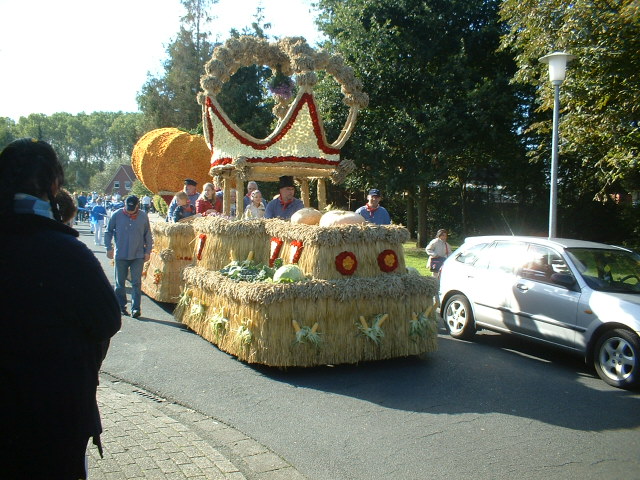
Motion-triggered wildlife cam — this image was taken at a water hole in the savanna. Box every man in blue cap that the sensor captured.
[355,188,391,225]
[105,195,153,318]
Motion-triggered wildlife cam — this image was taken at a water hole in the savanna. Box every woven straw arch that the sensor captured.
[198,36,368,149]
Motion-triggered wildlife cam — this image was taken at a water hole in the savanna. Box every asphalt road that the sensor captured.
[82,221,640,480]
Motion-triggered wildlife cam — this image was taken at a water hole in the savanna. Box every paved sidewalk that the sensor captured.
[89,374,305,480]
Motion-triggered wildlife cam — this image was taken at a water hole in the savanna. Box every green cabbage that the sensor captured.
[273,264,305,283]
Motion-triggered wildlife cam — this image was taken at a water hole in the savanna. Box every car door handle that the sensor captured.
[516,283,529,291]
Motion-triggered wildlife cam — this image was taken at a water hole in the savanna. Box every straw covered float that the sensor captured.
[174,217,438,367]
[141,218,197,303]
[139,36,439,366]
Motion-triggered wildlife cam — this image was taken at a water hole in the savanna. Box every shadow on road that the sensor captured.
[250,329,640,433]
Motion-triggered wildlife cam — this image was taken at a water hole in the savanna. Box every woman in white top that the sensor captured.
[425,229,452,278]
[243,190,266,219]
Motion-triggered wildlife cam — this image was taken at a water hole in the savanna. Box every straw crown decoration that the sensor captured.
[198,36,368,182]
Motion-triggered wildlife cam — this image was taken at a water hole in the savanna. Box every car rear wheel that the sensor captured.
[443,294,476,340]
[594,329,640,389]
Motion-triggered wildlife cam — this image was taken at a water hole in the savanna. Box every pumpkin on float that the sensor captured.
[319,210,366,227]
[131,128,211,200]
[291,208,323,225]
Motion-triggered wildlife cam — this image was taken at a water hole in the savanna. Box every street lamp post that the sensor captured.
[539,51,575,239]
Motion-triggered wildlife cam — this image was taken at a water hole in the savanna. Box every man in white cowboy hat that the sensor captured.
[264,175,304,220]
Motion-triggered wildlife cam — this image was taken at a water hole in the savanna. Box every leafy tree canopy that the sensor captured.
[315,0,533,237]
[500,0,640,197]
[0,112,146,192]
[137,0,217,131]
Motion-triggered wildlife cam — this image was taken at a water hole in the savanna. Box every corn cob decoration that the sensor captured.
[234,318,253,346]
[356,314,387,345]
[292,320,322,348]
[409,305,437,340]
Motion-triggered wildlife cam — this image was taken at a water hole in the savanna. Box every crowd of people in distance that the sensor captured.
[67,191,153,247]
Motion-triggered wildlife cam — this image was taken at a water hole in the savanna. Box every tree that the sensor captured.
[1,112,146,193]
[499,0,640,197]
[108,113,148,161]
[315,0,531,243]
[0,117,16,147]
[138,0,217,130]
[130,180,153,197]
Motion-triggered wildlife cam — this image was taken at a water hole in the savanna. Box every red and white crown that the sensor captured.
[199,36,368,183]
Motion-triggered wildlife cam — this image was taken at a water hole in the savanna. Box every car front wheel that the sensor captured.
[594,329,640,389]
[443,294,476,340]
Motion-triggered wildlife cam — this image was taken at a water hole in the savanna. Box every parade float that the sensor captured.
[141,219,197,303]
[138,36,438,366]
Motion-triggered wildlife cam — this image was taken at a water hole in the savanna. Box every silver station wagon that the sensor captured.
[438,236,640,389]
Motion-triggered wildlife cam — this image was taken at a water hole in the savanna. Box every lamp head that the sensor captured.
[539,51,576,84]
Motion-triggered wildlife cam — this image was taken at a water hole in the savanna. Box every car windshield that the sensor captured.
[565,247,640,293]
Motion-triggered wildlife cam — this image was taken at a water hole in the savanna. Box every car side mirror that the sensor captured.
[551,273,577,290]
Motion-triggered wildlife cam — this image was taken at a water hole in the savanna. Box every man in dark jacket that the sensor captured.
[0,139,122,480]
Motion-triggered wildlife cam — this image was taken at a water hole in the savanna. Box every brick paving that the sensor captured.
[89,374,305,480]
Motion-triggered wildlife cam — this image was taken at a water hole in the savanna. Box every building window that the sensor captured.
[114,181,120,189]
[125,181,132,190]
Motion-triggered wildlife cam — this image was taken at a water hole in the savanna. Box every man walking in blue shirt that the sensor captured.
[355,188,391,225]
[104,195,153,318]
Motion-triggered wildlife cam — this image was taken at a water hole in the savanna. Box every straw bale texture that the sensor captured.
[265,219,410,279]
[141,221,196,302]
[177,266,437,366]
[141,252,194,303]
[190,216,271,270]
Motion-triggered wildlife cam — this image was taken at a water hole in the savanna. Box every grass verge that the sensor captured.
[403,240,458,277]
[403,241,431,276]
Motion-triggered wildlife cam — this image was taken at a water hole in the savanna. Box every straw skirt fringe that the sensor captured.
[141,221,196,302]
[177,266,438,367]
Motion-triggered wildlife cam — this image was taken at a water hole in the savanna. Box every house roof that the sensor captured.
[105,164,136,189]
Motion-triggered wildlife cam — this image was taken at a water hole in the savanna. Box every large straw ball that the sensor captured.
[131,128,212,194]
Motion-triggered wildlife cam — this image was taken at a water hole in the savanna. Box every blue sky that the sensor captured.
[0,0,323,121]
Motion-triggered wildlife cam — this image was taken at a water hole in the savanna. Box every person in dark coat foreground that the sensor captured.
[0,138,122,480]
